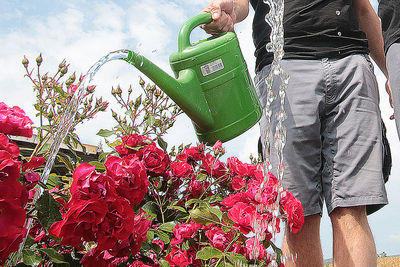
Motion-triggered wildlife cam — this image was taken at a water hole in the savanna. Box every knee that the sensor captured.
[330,206,367,226]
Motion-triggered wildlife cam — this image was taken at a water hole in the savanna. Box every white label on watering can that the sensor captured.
[200,59,224,76]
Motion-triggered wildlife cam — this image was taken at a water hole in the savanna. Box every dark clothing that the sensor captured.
[250,0,370,72]
[378,0,400,54]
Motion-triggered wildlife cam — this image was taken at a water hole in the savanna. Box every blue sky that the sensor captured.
[1,0,399,260]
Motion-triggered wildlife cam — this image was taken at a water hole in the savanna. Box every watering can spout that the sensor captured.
[123,50,214,130]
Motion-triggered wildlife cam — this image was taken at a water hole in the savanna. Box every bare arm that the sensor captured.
[201,0,250,34]
[354,0,393,110]
[353,0,388,77]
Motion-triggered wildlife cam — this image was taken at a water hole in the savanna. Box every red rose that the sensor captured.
[0,102,33,137]
[115,134,154,157]
[201,154,227,178]
[227,157,250,176]
[205,226,233,251]
[0,133,19,159]
[141,145,169,174]
[221,192,250,210]
[245,238,270,261]
[170,222,203,246]
[49,199,108,246]
[22,156,46,172]
[165,247,192,267]
[280,190,304,234]
[24,171,40,190]
[227,202,256,235]
[187,176,209,199]
[170,161,193,178]
[231,175,246,190]
[105,155,149,206]
[0,199,27,265]
[70,163,117,203]
[176,146,203,162]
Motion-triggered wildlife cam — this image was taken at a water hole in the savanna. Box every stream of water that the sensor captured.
[8,50,130,266]
[9,1,288,264]
[251,0,289,265]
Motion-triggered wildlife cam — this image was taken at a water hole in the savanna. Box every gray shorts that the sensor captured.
[255,54,388,216]
[387,43,400,139]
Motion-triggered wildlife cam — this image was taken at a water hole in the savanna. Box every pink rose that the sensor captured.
[280,190,304,234]
[0,133,19,159]
[115,134,154,157]
[227,157,250,176]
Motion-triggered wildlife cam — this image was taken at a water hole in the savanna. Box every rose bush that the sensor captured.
[1,55,304,266]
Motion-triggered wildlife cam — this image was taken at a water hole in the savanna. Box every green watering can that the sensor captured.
[124,13,262,144]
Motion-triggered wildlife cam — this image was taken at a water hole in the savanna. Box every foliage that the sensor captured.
[1,54,304,266]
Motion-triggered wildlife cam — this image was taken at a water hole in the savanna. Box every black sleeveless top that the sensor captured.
[250,0,370,72]
[378,0,400,53]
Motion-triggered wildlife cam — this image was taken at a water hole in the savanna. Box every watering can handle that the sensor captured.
[178,13,213,52]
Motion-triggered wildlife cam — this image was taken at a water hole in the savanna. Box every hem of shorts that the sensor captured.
[327,196,388,215]
[303,206,323,217]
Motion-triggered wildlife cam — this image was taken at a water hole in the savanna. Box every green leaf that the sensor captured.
[181,240,190,250]
[185,198,202,208]
[96,129,115,137]
[226,252,248,265]
[146,229,155,242]
[207,204,223,220]
[98,152,110,162]
[56,155,74,172]
[196,246,223,260]
[146,115,155,126]
[35,191,62,231]
[167,205,187,213]
[196,173,208,181]
[158,222,176,233]
[142,201,158,220]
[39,248,68,264]
[190,205,220,225]
[154,229,170,244]
[23,250,42,266]
[159,260,171,267]
[157,137,168,151]
[88,161,106,171]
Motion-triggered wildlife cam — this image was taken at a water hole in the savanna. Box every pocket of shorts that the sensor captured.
[361,54,375,73]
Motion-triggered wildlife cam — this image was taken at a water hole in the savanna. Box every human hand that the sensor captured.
[385,79,395,120]
[200,0,236,34]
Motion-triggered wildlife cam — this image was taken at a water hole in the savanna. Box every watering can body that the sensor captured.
[125,13,262,144]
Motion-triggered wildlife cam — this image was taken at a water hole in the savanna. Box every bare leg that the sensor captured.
[330,206,376,267]
[282,214,323,267]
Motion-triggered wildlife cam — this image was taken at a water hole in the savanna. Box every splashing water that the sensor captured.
[251,0,290,264]
[8,49,131,266]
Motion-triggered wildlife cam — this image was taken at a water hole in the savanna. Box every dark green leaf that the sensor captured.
[39,248,68,264]
[157,137,168,151]
[35,191,62,231]
[146,229,155,242]
[56,155,74,172]
[196,246,223,260]
[185,198,202,208]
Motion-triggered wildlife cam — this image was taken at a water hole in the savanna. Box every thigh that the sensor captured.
[387,43,400,139]
[322,54,388,214]
[255,60,325,216]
